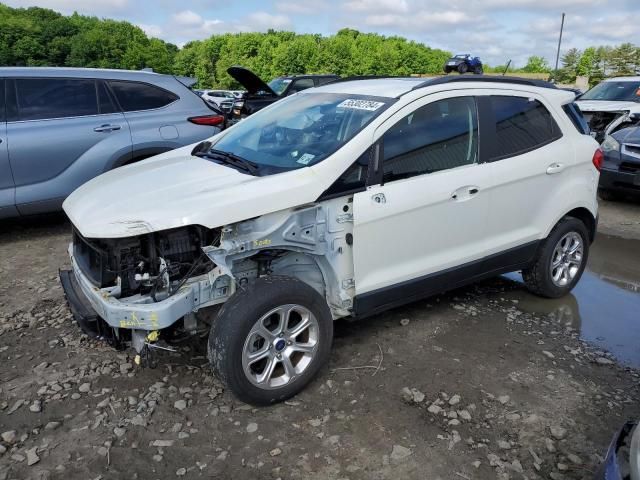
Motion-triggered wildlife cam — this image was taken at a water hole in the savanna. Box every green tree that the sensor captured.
[522,55,550,73]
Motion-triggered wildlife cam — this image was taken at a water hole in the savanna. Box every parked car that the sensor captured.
[575,76,640,143]
[443,54,483,74]
[594,421,639,480]
[599,123,640,200]
[60,75,600,405]
[226,66,339,122]
[201,89,236,108]
[0,67,225,219]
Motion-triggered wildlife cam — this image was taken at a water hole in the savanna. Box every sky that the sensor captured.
[4,0,640,67]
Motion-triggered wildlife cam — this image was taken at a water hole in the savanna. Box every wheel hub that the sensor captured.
[274,339,286,352]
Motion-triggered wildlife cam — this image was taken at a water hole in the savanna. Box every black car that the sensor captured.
[599,118,640,200]
[443,54,483,74]
[225,66,339,122]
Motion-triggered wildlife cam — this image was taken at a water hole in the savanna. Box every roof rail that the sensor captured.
[411,75,557,91]
[327,75,405,84]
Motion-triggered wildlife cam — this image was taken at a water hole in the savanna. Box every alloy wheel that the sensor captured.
[241,304,319,390]
[549,232,584,287]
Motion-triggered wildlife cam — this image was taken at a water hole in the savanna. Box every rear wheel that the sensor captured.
[208,276,333,405]
[458,63,468,74]
[522,217,589,298]
[474,65,483,74]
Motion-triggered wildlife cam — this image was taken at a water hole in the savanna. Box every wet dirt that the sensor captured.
[1,203,640,480]
[504,233,640,368]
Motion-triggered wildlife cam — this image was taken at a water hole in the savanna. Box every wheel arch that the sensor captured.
[564,207,597,243]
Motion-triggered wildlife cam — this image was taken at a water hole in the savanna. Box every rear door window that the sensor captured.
[488,96,562,161]
[108,81,178,112]
[15,78,99,121]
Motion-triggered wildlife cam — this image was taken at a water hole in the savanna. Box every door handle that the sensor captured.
[451,186,480,200]
[93,124,121,133]
[546,162,565,174]
[371,193,386,204]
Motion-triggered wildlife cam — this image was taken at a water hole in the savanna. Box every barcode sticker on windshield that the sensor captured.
[297,153,315,165]
[337,99,385,111]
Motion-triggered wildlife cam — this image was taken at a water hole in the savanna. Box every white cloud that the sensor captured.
[344,0,409,13]
[172,10,205,27]
[245,12,292,30]
[137,23,164,38]
[275,1,330,14]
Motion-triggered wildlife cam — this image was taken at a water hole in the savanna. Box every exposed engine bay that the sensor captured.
[73,226,220,299]
[581,110,640,143]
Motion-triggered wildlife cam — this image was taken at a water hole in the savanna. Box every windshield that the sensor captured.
[454,54,468,59]
[581,81,640,102]
[210,92,392,174]
[268,77,292,95]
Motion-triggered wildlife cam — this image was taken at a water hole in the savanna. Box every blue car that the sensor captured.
[443,54,484,74]
[594,421,639,479]
[0,67,225,218]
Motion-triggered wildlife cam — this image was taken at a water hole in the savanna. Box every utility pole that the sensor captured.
[553,12,566,81]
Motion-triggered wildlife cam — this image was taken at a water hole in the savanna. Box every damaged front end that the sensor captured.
[60,225,229,357]
[582,109,640,143]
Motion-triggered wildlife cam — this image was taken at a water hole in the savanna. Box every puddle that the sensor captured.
[504,234,640,368]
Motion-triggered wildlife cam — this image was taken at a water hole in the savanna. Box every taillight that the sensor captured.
[188,115,225,126]
[592,148,603,171]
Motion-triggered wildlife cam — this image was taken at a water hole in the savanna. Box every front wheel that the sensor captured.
[458,63,468,74]
[474,66,483,74]
[208,276,333,405]
[522,217,589,298]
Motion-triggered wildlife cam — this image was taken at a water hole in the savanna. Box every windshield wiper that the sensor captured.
[193,147,259,175]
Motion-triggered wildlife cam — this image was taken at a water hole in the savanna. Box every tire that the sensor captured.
[474,66,483,75]
[208,275,333,406]
[522,217,589,298]
[443,67,450,74]
[458,63,468,74]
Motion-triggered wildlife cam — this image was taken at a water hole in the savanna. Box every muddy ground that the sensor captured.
[1,198,639,480]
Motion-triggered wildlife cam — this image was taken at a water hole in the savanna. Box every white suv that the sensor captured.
[60,76,601,405]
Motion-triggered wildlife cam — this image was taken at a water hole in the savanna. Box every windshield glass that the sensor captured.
[581,81,640,102]
[267,77,292,95]
[455,54,468,59]
[210,92,392,173]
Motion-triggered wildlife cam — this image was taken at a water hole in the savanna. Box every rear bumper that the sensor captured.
[599,167,640,192]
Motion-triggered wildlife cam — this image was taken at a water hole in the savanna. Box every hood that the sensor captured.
[227,66,277,96]
[63,144,324,239]
[576,100,640,113]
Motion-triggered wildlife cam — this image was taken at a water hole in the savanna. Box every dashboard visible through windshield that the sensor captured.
[208,92,394,175]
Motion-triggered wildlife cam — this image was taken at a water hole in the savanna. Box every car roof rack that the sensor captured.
[328,75,408,84]
[411,75,557,91]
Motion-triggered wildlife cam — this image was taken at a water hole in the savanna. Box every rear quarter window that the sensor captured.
[109,81,178,112]
[563,103,590,135]
[489,96,562,161]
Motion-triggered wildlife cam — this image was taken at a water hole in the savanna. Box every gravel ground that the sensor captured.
[1,199,639,480]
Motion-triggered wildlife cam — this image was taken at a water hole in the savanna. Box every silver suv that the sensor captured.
[0,67,225,218]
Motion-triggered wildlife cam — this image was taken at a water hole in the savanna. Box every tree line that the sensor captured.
[1,4,638,89]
